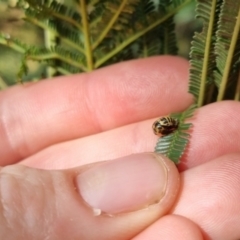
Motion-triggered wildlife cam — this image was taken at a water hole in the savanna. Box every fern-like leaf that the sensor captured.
[161,17,178,55]
[24,45,87,70]
[1,0,191,79]
[188,0,222,106]
[135,17,178,57]
[18,54,29,83]
[93,0,191,68]
[24,15,84,53]
[214,0,240,100]
[24,0,82,29]
[154,104,196,164]
[0,33,27,54]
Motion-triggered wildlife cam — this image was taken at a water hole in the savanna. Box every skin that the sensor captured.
[0,56,240,239]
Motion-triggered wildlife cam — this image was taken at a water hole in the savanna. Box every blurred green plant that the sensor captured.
[0,0,191,80]
[189,0,240,106]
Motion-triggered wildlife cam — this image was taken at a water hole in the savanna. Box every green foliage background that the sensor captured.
[0,0,198,86]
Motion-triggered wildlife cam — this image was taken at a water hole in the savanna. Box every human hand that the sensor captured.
[0,56,240,239]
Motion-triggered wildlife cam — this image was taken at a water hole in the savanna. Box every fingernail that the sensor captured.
[76,153,169,215]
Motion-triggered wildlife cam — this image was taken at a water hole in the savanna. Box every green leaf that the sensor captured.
[161,17,178,55]
[154,104,196,164]
[24,16,84,53]
[24,0,82,30]
[1,0,192,78]
[18,54,29,83]
[136,17,178,57]
[0,33,27,54]
[93,0,192,68]
[214,0,240,100]
[188,0,222,106]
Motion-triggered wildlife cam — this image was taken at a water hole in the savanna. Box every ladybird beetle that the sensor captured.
[152,116,179,136]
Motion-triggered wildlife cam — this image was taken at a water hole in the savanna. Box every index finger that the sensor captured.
[0,56,192,164]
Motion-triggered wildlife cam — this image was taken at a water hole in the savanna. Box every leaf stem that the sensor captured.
[48,10,82,31]
[0,34,87,72]
[94,0,192,68]
[44,27,57,77]
[92,0,127,50]
[198,0,217,107]
[79,0,93,71]
[0,35,26,53]
[217,8,240,101]
[28,53,87,71]
[26,17,85,54]
[56,67,73,75]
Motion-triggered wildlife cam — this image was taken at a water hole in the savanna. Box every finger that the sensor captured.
[0,56,192,165]
[172,153,240,240]
[22,101,240,171]
[0,153,179,240]
[133,215,203,240]
[179,100,240,170]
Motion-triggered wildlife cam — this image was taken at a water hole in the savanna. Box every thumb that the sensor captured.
[0,153,179,240]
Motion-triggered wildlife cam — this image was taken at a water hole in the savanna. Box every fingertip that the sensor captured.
[75,153,180,215]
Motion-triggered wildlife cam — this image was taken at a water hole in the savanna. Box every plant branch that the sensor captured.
[92,0,127,50]
[27,53,87,71]
[197,0,217,107]
[49,9,82,31]
[94,0,192,68]
[56,67,73,75]
[217,7,240,101]
[79,0,93,71]
[26,17,85,54]
[0,35,26,53]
